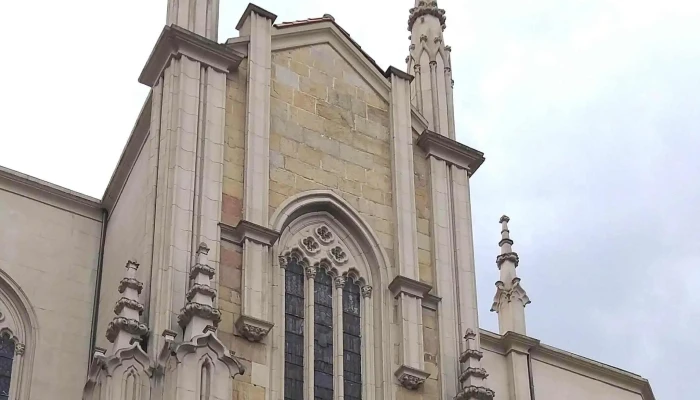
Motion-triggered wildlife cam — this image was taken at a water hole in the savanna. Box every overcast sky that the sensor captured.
[1,0,697,398]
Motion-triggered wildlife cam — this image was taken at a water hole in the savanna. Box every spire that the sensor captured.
[105,260,149,355]
[407,1,456,139]
[178,243,222,341]
[166,0,220,41]
[491,216,530,335]
[455,329,495,400]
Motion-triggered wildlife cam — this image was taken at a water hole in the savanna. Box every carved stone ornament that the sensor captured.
[459,349,484,363]
[394,365,430,390]
[496,252,519,268]
[113,297,145,315]
[14,343,25,356]
[334,276,346,289]
[305,266,317,279]
[408,1,447,31]
[235,315,274,342]
[455,385,496,400]
[329,246,348,265]
[118,277,144,294]
[301,236,321,254]
[459,367,489,381]
[186,283,217,302]
[464,328,477,340]
[314,225,334,244]
[361,285,373,298]
[190,262,216,279]
[278,255,288,268]
[491,278,531,311]
[106,317,149,343]
[177,302,222,329]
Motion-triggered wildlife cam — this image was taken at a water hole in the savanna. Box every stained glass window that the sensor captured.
[284,258,305,400]
[343,282,362,400]
[0,333,14,400]
[314,270,334,400]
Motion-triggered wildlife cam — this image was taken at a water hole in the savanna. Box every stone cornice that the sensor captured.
[235,3,278,31]
[139,25,244,87]
[416,129,485,175]
[502,331,540,355]
[422,293,442,311]
[221,220,281,246]
[388,275,433,299]
[384,66,415,83]
[101,93,151,217]
[0,165,102,221]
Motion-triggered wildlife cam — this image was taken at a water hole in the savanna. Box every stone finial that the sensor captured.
[498,215,515,258]
[408,1,447,31]
[106,260,148,353]
[179,242,221,341]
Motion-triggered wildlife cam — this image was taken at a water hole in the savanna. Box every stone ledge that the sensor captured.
[235,314,274,342]
[422,293,442,311]
[502,331,540,355]
[220,220,280,246]
[384,65,415,83]
[416,129,485,175]
[139,25,245,87]
[388,275,432,299]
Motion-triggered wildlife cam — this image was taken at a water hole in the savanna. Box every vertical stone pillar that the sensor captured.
[233,4,279,342]
[385,66,431,389]
[361,286,375,400]
[304,266,317,399]
[334,277,346,400]
[502,333,539,400]
[138,24,243,358]
[167,0,220,41]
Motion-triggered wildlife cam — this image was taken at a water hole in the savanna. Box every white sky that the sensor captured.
[1,1,699,398]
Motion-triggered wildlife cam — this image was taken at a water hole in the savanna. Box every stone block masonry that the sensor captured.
[268,44,396,257]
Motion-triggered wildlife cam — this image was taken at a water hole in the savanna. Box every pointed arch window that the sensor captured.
[279,221,373,400]
[0,332,14,400]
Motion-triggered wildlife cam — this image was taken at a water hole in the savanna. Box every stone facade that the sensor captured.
[0,2,656,400]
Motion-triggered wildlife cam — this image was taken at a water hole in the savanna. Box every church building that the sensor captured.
[0,1,655,399]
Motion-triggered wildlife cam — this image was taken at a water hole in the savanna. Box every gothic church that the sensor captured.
[0,1,655,400]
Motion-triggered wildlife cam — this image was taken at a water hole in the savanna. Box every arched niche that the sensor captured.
[269,190,393,400]
[0,269,38,400]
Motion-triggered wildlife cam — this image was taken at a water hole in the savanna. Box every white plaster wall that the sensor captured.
[531,359,643,400]
[0,188,102,399]
[481,348,509,399]
[97,136,154,350]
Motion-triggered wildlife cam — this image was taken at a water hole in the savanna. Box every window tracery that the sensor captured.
[0,331,14,400]
[280,223,372,400]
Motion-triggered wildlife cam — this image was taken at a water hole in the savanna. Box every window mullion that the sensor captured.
[334,277,346,400]
[304,266,316,400]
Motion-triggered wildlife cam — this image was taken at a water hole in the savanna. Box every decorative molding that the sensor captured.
[220,220,281,246]
[177,303,222,329]
[235,2,278,31]
[422,293,442,310]
[301,236,321,254]
[106,317,149,343]
[305,266,318,280]
[455,385,496,400]
[329,246,348,265]
[186,283,217,302]
[459,367,489,381]
[408,1,447,31]
[416,129,485,175]
[361,285,373,298]
[388,275,433,299]
[235,315,274,342]
[491,278,531,312]
[190,261,216,279]
[138,25,244,87]
[465,328,477,340]
[502,331,540,355]
[118,277,144,295]
[460,349,484,363]
[314,225,335,244]
[334,276,346,289]
[496,252,519,268]
[395,364,430,390]
[174,331,246,378]
[113,297,145,315]
[14,343,25,356]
